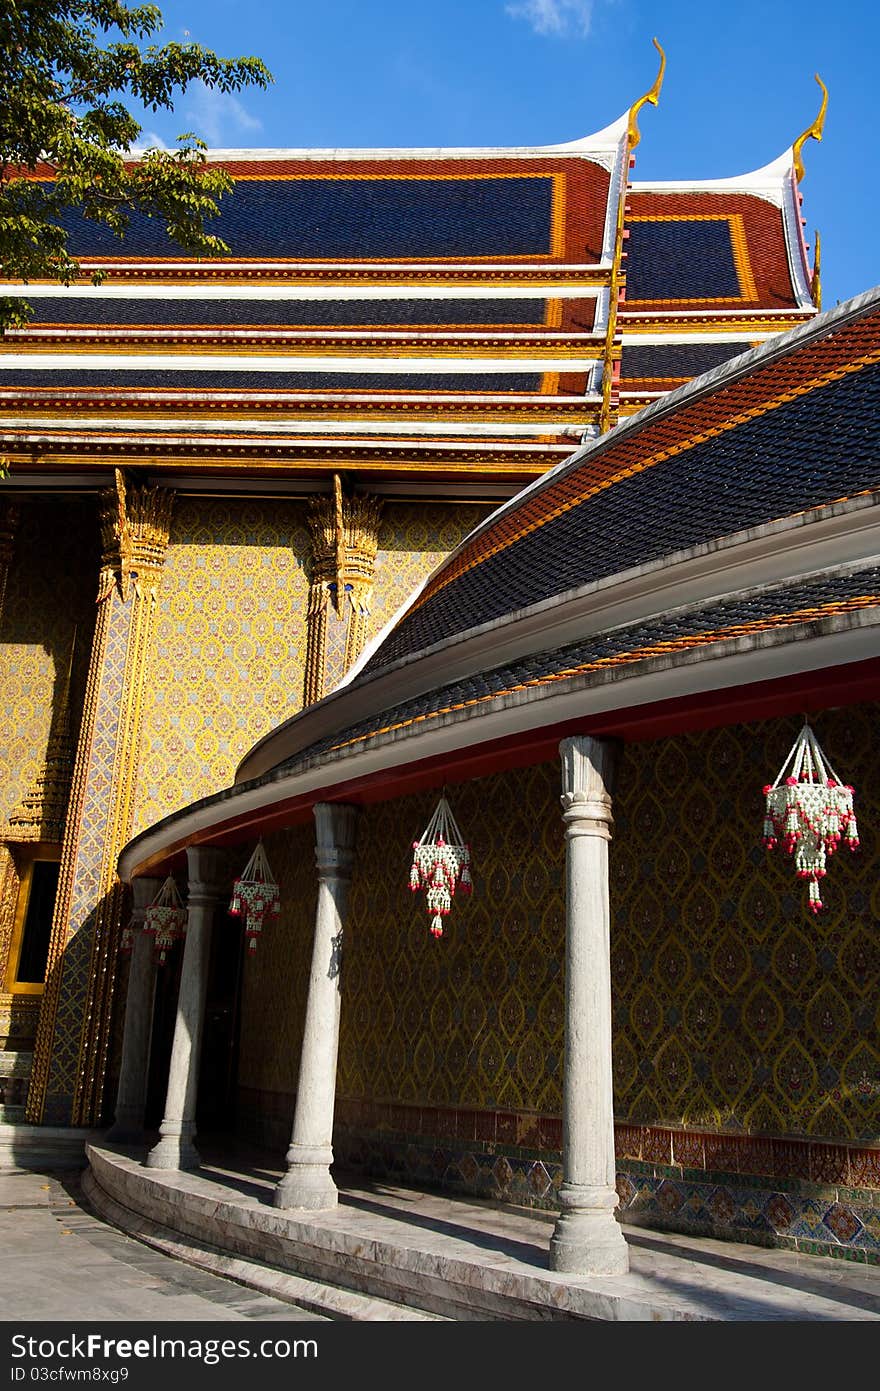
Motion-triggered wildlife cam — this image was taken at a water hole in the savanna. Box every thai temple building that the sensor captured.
[4,53,880,1291]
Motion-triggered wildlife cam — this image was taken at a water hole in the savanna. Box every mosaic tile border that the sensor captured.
[236,1090,880,1263]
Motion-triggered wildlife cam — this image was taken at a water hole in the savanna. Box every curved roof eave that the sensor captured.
[118,601,880,885]
[235,490,880,784]
[628,149,795,206]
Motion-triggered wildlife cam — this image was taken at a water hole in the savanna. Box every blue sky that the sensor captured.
[134,0,880,307]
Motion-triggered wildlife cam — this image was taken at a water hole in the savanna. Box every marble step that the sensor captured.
[0,1124,97,1170]
[81,1169,448,1322]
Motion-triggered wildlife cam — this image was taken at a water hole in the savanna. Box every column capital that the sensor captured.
[314,803,359,880]
[99,469,175,602]
[560,736,617,838]
[185,845,226,906]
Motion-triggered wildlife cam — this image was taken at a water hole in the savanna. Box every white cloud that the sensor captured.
[182,80,263,148]
[129,130,171,153]
[505,0,595,38]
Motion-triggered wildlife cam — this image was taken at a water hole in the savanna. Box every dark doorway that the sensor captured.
[197,907,246,1132]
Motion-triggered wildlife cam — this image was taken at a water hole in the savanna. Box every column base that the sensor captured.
[145,1121,200,1171]
[273,1143,338,1211]
[549,1184,629,1276]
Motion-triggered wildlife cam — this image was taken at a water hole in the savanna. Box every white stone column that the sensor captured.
[106,876,162,1143]
[549,736,629,1275]
[146,847,225,1171]
[274,803,358,1210]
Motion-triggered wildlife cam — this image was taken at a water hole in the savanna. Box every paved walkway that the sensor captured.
[5,1154,880,1322]
[0,1170,325,1322]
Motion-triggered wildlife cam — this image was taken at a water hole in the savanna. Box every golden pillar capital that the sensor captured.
[304,478,383,705]
[98,470,174,603]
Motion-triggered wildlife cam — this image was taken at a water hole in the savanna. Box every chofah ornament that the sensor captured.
[143,875,187,964]
[229,840,280,952]
[763,722,859,914]
[409,795,472,938]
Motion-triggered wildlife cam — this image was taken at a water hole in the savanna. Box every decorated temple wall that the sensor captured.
[235,702,880,1255]
[132,499,489,835]
[132,496,314,834]
[235,824,317,1145]
[0,496,97,1054]
[0,497,97,828]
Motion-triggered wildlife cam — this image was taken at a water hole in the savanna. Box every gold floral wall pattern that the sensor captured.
[0,497,96,827]
[133,498,312,833]
[611,706,880,1141]
[337,769,565,1115]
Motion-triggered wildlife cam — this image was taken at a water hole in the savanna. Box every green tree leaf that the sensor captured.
[0,1,272,336]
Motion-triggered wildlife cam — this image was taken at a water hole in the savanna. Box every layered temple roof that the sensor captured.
[0,90,822,498]
[117,286,880,877]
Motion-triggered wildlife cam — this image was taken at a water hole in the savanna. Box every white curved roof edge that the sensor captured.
[237,495,880,782]
[128,115,630,164]
[629,149,795,207]
[122,617,880,883]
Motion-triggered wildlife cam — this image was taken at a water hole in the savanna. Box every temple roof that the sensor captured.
[0,114,818,493]
[116,286,880,879]
[345,288,880,682]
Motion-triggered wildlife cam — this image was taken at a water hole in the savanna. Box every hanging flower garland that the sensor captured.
[409,794,472,938]
[229,840,280,952]
[143,875,187,964]
[763,722,859,914]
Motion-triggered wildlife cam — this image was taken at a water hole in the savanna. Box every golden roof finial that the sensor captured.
[627,38,666,152]
[793,74,828,182]
[810,228,822,311]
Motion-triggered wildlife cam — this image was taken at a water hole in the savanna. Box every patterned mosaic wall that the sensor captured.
[133,498,312,834]
[611,708,879,1142]
[236,703,880,1151]
[0,497,96,827]
[339,772,564,1113]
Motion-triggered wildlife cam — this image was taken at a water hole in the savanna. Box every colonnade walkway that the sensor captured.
[76,1142,880,1322]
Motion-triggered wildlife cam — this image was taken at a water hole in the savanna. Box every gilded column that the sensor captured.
[27,472,174,1127]
[303,475,382,705]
